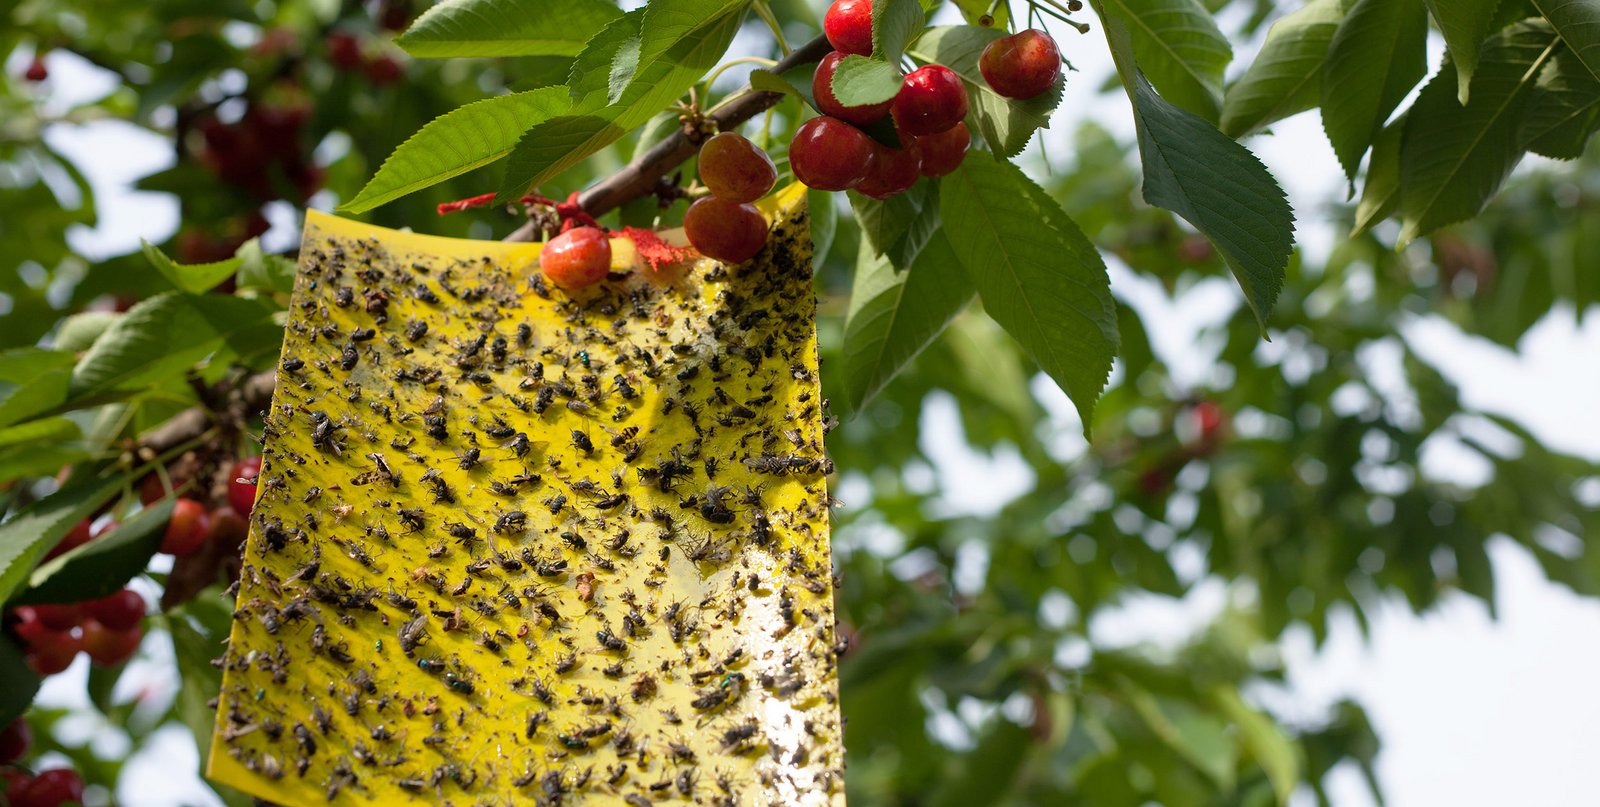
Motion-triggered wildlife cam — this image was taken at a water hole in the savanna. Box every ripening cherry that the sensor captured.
[28,603,81,633]
[892,65,969,137]
[979,29,1062,99]
[209,506,250,552]
[910,121,970,177]
[365,54,404,85]
[80,619,142,667]
[541,227,612,289]
[697,132,777,203]
[854,143,922,200]
[23,55,48,82]
[812,51,893,126]
[85,589,145,632]
[327,32,364,71]
[12,768,87,807]
[42,519,92,562]
[160,498,210,556]
[789,116,876,191]
[824,0,874,56]
[0,718,30,763]
[229,456,262,517]
[25,633,81,677]
[684,197,769,264]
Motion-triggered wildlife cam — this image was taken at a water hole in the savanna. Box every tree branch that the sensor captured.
[504,34,831,242]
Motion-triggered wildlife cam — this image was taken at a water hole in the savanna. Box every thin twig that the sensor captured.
[503,33,831,243]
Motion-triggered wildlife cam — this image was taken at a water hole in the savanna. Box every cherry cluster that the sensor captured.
[326,31,406,85]
[7,589,145,675]
[0,457,259,676]
[3,718,86,807]
[687,132,779,263]
[790,0,1061,197]
[194,103,324,205]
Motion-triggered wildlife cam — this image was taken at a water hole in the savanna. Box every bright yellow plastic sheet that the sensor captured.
[208,186,845,805]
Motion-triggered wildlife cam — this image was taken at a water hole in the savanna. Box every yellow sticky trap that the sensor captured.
[208,186,845,805]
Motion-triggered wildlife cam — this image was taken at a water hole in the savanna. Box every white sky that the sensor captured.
[15,12,1600,804]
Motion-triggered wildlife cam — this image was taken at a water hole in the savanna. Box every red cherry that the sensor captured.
[229,456,262,517]
[14,768,86,807]
[910,121,970,177]
[823,0,874,56]
[855,142,921,200]
[8,608,55,647]
[25,634,81,677]
[892,65,969,137]
[42,520,92,562]
[3,770,32,801]
[979,29,1061,99]
[1191,400,1228,454]
[23,55,48,83]
[789,116,876,192]
[697,132,777,203]
[160,498,210,557]
[327,32,364,71]
[684,197,769,264]
[541,227,612,289]
[136,473,168,506]
[0,718,30,763]
[85,589,145,632]
[364,54,404,85]
[29,604,81,633]
[209,506,250,552]
[812,51,893,126]
[81,620,142,667]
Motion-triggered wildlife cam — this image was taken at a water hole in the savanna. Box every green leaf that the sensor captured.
[396,0,624,58]
[1397,21,1562,244]
[1522,45,1600,158]
[1097,0,1232,122]
[342,88,573,213]
[1127,686,1238,790]
[565,10,645,108]
[909,26,1065,157]
[841,230,975,412]
[168,596,256,807]
[141,240,239,295]
[233,238,298,293]
[13,499,172,606]
[68,292,279,398]
[939,154,1119,426]
[0,416,80,450]
[634,0,748,69]
[1100,8,1294,327]
[498,10,743,200]
[1219,0,1349,137]
[873,0,928,63]
[1534,0,1600,83]
[832,54,904,106]
[1321,0,1429,179]
[1351,114,1405,235]
[1212,687,1300,805]
[0,634,41,725]
[0,475,122,605]
[809,189,838,271]
[53,311,121,353]
[1424,0,1504,102]
[851,181,941,270]
[0,348,74,429]
[751,62,818,109]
